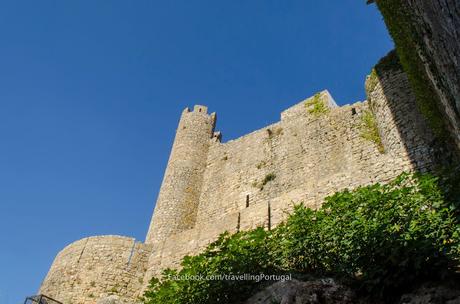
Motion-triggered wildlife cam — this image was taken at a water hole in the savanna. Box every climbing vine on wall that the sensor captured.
[252,172,277,190]
[359,109,384,153]
[305,93,329,117]
[373,0,447,139]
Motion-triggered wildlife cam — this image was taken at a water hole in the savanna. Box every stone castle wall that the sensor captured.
[142,59,443,283]
[373,0,460,155]
[368,52,444,171]
[39,236,152,304]
[39,55,446,304]
[403,0,460,152]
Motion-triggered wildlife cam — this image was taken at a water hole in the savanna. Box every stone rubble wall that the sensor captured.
[373,0,460,155]
[368,55,443,172]
[405,0,460,151]
[39,236,152,304]
[145,106,216,247]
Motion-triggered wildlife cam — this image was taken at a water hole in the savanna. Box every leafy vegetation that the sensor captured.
[252,172,277,190]
[256,160,267,170]
[261,173,276,187]
[366,68,379,93]
[143,173,460,304]
[359,109,384,153]
[305,93,329,116]
[109,285,119,294]
[142,228,277,304]
[266,127,283,138]
[275,173,459,296]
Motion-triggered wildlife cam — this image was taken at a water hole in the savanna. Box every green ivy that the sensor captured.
[373,1,447,140]
[359,109,384,153]
[261,173,276,187]
[252,173,277,190]
[366,68,379,93]
[143,173,460,304]
[305,93,329,116]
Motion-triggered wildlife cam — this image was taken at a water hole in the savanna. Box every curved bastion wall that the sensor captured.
[39,235,152,304]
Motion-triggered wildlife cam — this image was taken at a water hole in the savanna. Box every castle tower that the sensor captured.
[145,105,216,246]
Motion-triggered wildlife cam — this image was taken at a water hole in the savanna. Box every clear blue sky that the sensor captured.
[0,1,392,303]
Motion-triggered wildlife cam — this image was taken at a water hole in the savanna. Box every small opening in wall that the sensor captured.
[351,108,357,115]
[266,129,273,137]
[246,195,250,208]
[237,212,241,232]
[198,108,202,112]
[268,202,271,231]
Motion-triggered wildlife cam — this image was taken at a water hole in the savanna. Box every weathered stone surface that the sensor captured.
[406,0,460,150]
[374,0,460,155]
[39,236,152,304]
[145,105,217,247]
[96,295,126,304]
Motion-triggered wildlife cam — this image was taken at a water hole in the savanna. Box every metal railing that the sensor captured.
[24,295,63,304]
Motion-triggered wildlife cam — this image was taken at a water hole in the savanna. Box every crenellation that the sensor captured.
[193,104,208,114]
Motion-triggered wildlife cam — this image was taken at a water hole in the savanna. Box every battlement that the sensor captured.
[181,104,217,130]
[194,105,208,114]
[183,104,209,114]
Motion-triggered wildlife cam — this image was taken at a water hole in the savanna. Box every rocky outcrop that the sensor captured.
[242,279,356,304]
[398,282,460,304]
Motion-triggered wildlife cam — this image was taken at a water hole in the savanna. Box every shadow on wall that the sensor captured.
[366,50,454,173]
[371,0,460,154]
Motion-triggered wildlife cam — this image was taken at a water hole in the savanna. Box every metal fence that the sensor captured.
[24,295,62,304]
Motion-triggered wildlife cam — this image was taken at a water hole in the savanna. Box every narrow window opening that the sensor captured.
[246,195,250,208]
[199,108,202,112]
[351,108,357,115]
[268,202,272,230]
[237,212,241,232]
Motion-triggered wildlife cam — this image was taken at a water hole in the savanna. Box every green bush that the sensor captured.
[305,93,329,116]
[143,173,459,304]
[143,228,279,304]
[274,173,459,295]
